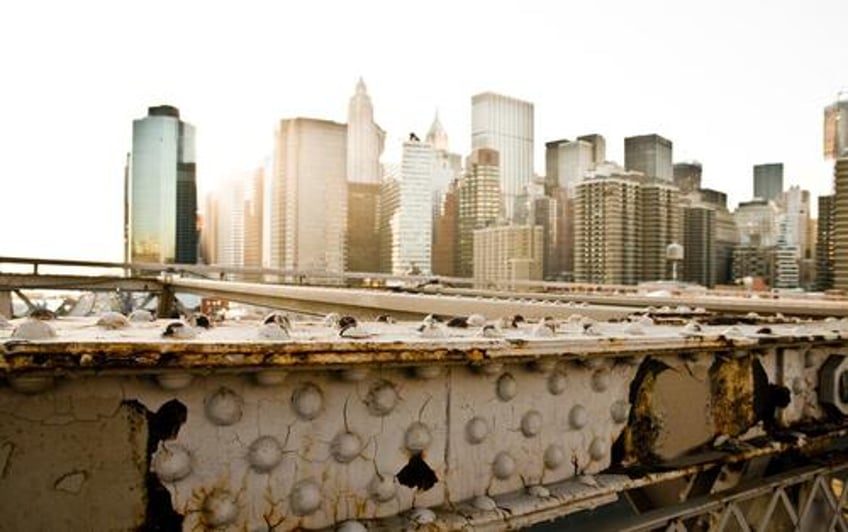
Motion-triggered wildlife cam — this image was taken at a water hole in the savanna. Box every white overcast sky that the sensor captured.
[1,0,846,262]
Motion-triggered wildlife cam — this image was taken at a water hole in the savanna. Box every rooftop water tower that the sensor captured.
[666,243,684,282]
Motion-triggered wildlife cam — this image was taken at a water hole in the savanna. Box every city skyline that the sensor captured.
[1,0,846,261]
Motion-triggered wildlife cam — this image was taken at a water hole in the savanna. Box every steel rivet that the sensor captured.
[493,452,516,480]
[365,380,399,416]
[156,372,193,390]
[202,489,238,527]
[415,365,443,379]
[543,444,564,470]
[290,479,322,516]
[254,370,287,386]
[591,369,610,392]
[8,375,55,394]
[337,520,367,532]
[521,410,543,437]
[408,507,436,525]
[340,368,369,382]
[466,417,490,444]
[547,371,567,395]
[368,474,397,502]
[472,495,497,511]
[496,373,517,401]
[611,400,630,423]
[248,436,284,473]
[589,437,607,461]
[569,405,588,429]
[331,432,362,463]
[404,422,432,452]
[291,383,323,420]
[205,387,243,426]
[152,442,192,482]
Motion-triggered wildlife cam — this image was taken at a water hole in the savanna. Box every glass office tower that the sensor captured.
[128,105,197,264]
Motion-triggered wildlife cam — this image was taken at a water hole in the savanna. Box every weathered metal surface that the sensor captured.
[0,273,162,293]
[2,314,848,530]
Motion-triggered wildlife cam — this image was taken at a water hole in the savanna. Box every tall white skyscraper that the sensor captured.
[212,177,245,269]
[380,140,435,275]
[471,92,534,221]
[556,140,594,191]
[346,78,384,184]
[271,118,347,273]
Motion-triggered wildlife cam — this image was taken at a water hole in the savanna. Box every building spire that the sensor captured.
[356,76,367,95]
[426,108,448,151]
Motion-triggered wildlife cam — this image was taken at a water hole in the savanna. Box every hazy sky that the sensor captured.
[1,0,846,262]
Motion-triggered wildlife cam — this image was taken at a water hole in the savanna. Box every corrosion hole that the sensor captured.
[147,399,188,455]
[125,398,187,531]
[396,452,437,491]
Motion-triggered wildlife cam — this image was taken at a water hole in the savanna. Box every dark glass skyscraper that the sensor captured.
[128,105,198,264]
[753,163,783,202]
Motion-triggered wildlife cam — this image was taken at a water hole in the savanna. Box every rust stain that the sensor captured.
[710,356,756,436]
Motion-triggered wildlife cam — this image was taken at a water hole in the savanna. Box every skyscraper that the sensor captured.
[380,139,435,275]
[271,118,347,273]
[824,95,848,159]
[624,134,673,181]
[243,167,264,275]
[817,194,835,290]
[834,158,848,290]
[432,180,459,276]
[212,178,245,269]
[127,105,198,264]
[471,92,534,221]
[457,148,502,277]
[346,182,382,273]
[683,206,715,287]
[546,139,594,191]
[673,161,702,194]
[574,165,681,285]
[346,78,384,184]
[753,163,783,201]
[574,171,642,285]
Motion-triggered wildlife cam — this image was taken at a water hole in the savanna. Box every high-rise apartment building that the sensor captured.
[817,194,835,290]
[127,105,197,264]
[753,163,784,201]
[346,78,384,184]
[380,140,435,275]
[457,149,502,277]
[473,225,544,288]
[574,164,681,285]
[683,206,715,287]
[574,173,642,285]
[834,158,848,290]
[673,162,702,194]
[271,118,347,273]
[471,92,534,221]
[624,134,673,181]
[641,182,682,281]
[824,95,848,159]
